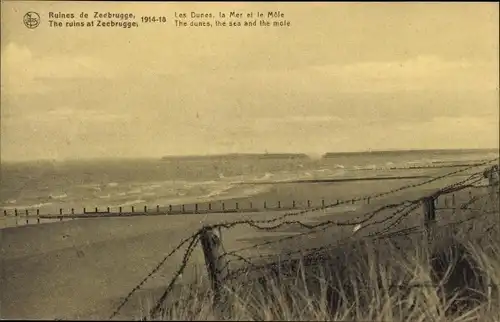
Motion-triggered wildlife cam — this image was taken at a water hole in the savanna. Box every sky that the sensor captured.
[1,2,499,161]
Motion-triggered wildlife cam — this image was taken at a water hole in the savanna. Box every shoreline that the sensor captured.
[2,158,495,216]
[0,172,494,319]
[0,168,485,230]
[0,176,437,228]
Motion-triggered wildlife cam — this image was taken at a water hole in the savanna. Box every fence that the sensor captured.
[2,198,361,219]
[1,161,494,227]
[102,158,499,320]
[1,198,379,229]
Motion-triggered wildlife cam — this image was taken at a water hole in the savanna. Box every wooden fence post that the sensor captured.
[37,209,40,224]
[119,206,122,214]
[60,208,63,221]
[107,207,110,213]
[222,203,225,212]
[423,196,436,246]
[322,199,325,207]
[15,208,18,226]
[182,205,185,213]
[157,205,160,213]
[264,201,267,209]
[169,205,172,213]
[25,209,29,225]
[144,205,148,213]
[131,206,135,213]
[83,207,86,214]
[208,203,212,211]
[195,204,199,214]
[3,210,7,217]
[292,200,296,208]
[199,227,229,316]
[278,201,281,209]
[235,202,238,211]
[307,200,311,208]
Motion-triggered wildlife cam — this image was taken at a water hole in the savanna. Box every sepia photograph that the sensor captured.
[1,1,499,320]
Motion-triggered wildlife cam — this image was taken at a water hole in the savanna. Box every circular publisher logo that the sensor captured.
[24,12,40,29]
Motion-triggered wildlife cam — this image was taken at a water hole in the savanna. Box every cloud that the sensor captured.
[1,42,116,95]
[256,115,344,125]
[5,107,130,125]
[315,55,473,79]
[244,55,497,94]
[426,116,499,132]
[389,115,499,149]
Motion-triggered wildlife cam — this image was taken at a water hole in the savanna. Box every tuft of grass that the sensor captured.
[140,218,500,321]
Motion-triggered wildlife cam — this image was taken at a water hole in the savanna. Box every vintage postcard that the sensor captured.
[1,1,499,320]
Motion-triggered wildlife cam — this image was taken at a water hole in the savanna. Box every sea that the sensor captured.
[1,149,498,215]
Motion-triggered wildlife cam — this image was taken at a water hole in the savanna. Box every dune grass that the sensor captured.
[134,216,500,322]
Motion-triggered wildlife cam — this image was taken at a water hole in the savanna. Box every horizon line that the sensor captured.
[2,147,499,163]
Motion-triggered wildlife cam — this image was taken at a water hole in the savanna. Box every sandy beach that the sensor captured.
[1,166,493,320]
